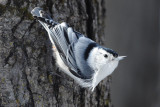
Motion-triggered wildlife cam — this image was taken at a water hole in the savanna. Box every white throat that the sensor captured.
[92,60,119,91]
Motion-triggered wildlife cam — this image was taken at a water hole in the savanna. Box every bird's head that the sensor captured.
[87,46,126,76]
[87,46,126,91]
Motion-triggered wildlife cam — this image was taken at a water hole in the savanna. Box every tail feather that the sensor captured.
[31,7,42,17]
[31,7,58,27]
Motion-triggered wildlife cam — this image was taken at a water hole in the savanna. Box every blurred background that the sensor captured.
[104,0,160,107]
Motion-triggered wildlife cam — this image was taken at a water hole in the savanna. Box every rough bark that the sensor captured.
[0,0,111,107]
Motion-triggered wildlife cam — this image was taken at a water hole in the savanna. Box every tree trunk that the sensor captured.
[0,0,111,106]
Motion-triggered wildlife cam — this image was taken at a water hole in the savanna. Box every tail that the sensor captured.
[31,7,60,44]
[31,7,58,29]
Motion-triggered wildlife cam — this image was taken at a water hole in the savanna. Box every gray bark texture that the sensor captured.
[0,0,111,107]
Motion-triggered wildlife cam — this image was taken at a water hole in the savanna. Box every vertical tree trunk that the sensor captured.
[0,0,111,106]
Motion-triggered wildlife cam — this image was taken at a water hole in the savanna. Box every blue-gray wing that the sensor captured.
[50,24,96,79]
[31,7,94,79]
[49,23,84,72]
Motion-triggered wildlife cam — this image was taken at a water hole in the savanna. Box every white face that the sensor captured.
[95,48,117,68]
[95,48,126,75]
[87,47,125,73]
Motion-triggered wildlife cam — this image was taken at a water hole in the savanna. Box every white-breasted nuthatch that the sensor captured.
[31,7,126,91]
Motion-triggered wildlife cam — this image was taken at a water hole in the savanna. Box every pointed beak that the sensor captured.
[115,56,126,61]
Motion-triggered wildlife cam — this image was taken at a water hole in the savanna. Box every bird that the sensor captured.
[31,7,126,91]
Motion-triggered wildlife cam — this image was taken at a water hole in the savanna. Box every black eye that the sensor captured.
[104,54,108,58]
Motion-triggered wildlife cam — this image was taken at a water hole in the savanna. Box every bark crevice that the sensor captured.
[85,0,95,40]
